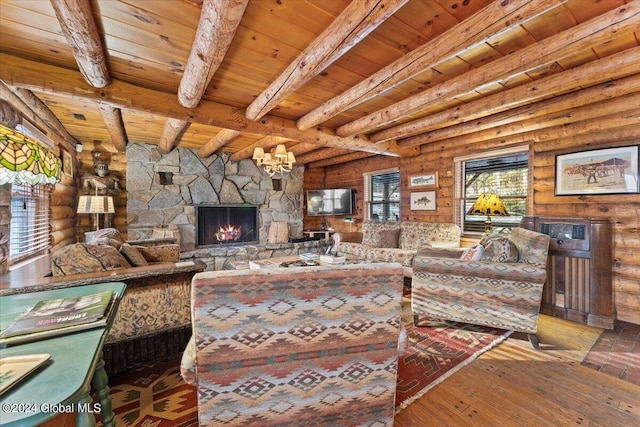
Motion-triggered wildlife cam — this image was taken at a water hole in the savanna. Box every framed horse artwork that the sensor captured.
[555,145,639,196]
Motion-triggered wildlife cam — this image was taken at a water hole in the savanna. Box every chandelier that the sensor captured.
[252,144,296,176]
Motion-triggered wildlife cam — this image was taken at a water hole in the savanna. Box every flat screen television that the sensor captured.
[306,189,353,216]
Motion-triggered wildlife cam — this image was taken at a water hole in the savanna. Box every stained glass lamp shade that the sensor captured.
[0,124,61,186]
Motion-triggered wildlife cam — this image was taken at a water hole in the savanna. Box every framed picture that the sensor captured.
[555,145,639,196]
[409,172,438,188]
[410,191,436,210]
[62,150,73,178]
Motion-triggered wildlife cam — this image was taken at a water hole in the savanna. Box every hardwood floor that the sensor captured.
[394,314,639,426]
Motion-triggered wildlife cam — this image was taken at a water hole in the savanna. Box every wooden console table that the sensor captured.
[521,216,613,329]
[0,282,126,426]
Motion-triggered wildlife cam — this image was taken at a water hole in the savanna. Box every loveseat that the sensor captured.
[411,227,550,348]
[181,263,404,426]
[26,228,205,374]
[333,220,461,276]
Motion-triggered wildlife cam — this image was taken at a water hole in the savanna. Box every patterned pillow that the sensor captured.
[460,244,485,261]
[135,244,181,263]
[51,243,131,276]
[480,236,518,263]
[90,237,122,249]
[120,243,149,266]
[371,229,400,248]
[91,228,125,245]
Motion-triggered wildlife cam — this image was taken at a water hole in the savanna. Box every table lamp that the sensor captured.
[77,195,115,236]
[467,193,509,232]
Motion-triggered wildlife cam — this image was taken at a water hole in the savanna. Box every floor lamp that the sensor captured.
[77,195,115,242]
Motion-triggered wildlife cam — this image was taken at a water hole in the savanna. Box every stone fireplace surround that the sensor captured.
[126,143,329,271]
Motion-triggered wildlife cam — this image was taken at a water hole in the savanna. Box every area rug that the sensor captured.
[96,359,198,426]
[395,317,512,412]
[99,320,511,425]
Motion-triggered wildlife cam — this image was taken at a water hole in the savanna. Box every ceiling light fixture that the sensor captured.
[252,144,296,176]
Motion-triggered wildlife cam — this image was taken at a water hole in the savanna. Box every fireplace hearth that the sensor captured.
[196,204,259,247]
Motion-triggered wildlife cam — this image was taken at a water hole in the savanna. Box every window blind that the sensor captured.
[10,183,51,263]
[363,168,400,221]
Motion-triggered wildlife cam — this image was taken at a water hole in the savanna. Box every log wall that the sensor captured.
[312,103,640,325]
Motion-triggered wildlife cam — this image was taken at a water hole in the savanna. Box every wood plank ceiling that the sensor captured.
[0,0,638,168]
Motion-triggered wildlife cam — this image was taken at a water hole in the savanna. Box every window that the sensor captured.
[364,168,400,221]
[455,147,529,234]
[9,183,52,264]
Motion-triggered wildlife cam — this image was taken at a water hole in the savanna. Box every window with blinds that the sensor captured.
[455,148,529,234]
[364,168,400,221]
[10,183,51,263]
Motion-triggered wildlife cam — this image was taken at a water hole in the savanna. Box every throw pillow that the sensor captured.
[376,229,400,248]
[480,236,518,263]
[90,236,122,249]
[91,228,125,246]
[51,243,131,276]
[460,244,484,261]
[120,243,149,267]
[135,244,181,263]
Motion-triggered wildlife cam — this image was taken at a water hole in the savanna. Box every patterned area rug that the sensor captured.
[395,317,512,412]
[97,360,198,426]
[99,322,511,425]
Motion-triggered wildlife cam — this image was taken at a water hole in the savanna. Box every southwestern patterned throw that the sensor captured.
[189,263,404,426]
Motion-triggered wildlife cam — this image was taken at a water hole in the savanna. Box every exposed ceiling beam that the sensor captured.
[308,151,375,169]
[0,81,76,154]
[399,74,640,148]
[344,2,640,139]
[377,46,640,144]
[178,0,249,108]
[245,0,409,121]
[296,0,563,131]
[295,148,349,165]
[0,53,418,158]
[197,129,241,157]
[49,0,110,88]
[97,104,128,152]
[230,135,285,162]
[158,118,190,154]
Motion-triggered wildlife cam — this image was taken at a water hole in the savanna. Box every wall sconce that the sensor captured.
[252,144,296,176]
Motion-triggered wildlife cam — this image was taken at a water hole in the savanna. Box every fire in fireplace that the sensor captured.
[196,204,259,247]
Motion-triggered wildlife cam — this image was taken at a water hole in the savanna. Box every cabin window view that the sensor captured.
[365,169,400,221]
[459,150,529,233]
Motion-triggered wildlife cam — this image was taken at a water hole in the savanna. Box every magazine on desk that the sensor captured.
[0,291,115,346]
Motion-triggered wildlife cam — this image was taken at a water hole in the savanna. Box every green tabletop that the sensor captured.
[0,282,126,427]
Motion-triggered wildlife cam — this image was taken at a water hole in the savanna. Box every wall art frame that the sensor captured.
[62,150,73,178]
[410,191,436,210]
[408,172,438,188]
[555,145,639,196]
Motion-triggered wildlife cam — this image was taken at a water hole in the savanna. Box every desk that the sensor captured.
[303,229,334,240]
[0,282,126,427]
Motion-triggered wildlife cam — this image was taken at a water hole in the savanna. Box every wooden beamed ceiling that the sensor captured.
[0,0,638,168]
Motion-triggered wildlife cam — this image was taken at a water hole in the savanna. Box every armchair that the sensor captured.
[411,228,550,348]
[185,263,404,426]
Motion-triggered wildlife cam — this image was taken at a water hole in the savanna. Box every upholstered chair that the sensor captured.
[183,263,404,426]
[411,227,550,348]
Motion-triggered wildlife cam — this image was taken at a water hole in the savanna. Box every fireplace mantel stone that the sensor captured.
[181,239,332,271]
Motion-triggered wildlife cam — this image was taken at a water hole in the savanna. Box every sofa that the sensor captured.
[12,228,206,374]
[411,227,550,348]
[333,220,462,276]
[181,263,404,426]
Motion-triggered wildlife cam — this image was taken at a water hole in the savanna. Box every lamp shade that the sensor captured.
[0,124,61,186]
[77,195,115,214]
[252,147,265,160]
[467,193,509,217]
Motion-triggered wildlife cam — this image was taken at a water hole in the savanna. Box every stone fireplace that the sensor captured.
[196,204,259,247]
[126,143,306,257]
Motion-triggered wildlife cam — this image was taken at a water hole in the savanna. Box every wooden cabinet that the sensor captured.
[521,216,614,329]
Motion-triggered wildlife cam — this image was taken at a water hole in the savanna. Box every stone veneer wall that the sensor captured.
[126,143,309,268]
